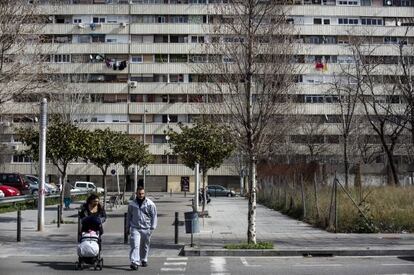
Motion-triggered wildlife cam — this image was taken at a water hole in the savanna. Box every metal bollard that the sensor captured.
[174,212,179,244]
[124,212,128,244]
[17,209,21,242]
[57,205,61,228]
[184,191,186,198]
[77,211,81,242]
[170,189,172,197]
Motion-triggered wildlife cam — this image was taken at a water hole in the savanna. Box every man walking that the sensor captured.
[127,186,157,270]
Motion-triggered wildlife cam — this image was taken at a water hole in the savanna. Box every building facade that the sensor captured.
[1,0,413,190]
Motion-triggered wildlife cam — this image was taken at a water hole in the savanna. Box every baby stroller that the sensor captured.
[76,216,103,270]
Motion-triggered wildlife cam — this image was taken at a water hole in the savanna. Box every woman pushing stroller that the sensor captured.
[79,194,107,230]
[76,194,106,270]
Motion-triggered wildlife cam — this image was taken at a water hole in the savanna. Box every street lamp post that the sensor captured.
[38,98,47,232]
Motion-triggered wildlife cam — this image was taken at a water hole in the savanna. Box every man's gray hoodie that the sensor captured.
[127,198,157,230]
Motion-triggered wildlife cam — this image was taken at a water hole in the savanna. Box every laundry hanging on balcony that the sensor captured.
[315,62,328,72]
[104,59,127,71]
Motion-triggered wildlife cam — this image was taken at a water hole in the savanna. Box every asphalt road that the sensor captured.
[0,255,413,274]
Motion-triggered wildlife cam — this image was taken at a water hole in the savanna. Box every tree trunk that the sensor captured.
[383,146,399,186]
[247,156,257,244]
[300,174,306,219]
[59,172,66,223]
[354,162,362,202]
[313,172,320,220]
[101,168,108,209]
[343,136,349,189]
[202,170,207,214]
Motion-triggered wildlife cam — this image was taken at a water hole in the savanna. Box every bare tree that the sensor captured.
[396,26,414,148]
[297,115,331,164]
[345,34,408,185]
[0,1,50,106]
[329,71,360,188]
[203,0,298,244]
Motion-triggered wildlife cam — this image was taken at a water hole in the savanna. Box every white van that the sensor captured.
[74,181,104,194]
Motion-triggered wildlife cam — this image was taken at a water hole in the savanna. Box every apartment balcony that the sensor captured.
[289,6,414,18]
[128,122,184,135]
[129,102,224,114]
[38,4,129,15]
[299,44,411,57]
[130,43,202,54]
[38,43,129,54]
[40,23,130,35]
[295,25,414,37]
[130,23,208,34]
[39,4,208,15]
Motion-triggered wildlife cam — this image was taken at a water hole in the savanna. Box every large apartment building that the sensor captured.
[1,0,413,190]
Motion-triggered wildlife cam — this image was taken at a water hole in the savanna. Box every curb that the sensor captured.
[181,246,414,257]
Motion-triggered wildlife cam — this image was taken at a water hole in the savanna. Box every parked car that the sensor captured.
[0,184,21,197]
[0,173,30,195]
[28,182,55,196]
[74,181,104,194]
[0,190,5,198]
[207,185,236,197]
[25,175,57,195]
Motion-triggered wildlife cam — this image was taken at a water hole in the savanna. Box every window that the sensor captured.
[169,74,184,83]
[361,18,383,25]
[91,35,105,43]
[92,17,106,23]
[190,35,204,43]
[324,19,330,25]
[51,54,71,63]
[313,18,322,25]
[131,55,143,63]
[338,0,359,5]
[338,18,359,25]
[73,18,82,24]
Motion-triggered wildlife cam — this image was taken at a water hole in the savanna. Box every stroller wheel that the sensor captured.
[99,259,103,270]
[75,261,82,270]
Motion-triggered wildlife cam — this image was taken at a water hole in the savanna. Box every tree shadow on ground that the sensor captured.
[23,261,132,271]
[23,261,77,271]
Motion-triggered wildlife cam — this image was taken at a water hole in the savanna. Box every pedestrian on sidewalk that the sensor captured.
[127,186,157,271]
[79,194,107,234]
[63,180,72,210]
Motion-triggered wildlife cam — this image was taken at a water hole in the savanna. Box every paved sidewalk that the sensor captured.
[1,194,413,258]
[0,193,193,258]
[185,196,414,256]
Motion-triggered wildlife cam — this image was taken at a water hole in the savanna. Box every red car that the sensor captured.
[0,185,21,197]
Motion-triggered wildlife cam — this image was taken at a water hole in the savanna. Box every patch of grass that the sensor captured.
[258,185,414,233]
[224,242,274,249]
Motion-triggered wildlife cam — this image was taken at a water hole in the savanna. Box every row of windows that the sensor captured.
[33,0,414,6]
[39,34,413,45]
[45,53,413,65]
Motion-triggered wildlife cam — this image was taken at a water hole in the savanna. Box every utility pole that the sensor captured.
[143,104,146,189]
[38,98,47,231]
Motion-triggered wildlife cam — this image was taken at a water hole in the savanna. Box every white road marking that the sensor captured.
[294,264,343,267]
[160,267,186,272]
[240,257,261,267]
[164,262,187,266]
[210,257,228,273]
[167,257,188,261]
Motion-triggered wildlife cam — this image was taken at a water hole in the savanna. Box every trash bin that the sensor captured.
[184,211,200,234]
